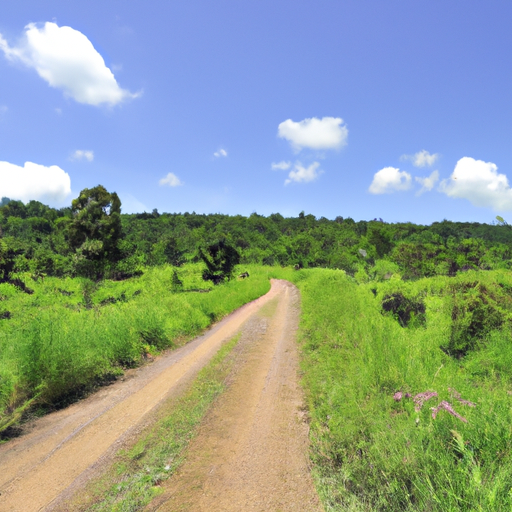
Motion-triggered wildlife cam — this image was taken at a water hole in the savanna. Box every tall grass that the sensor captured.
[5,261,512,509]
[0,264,270,434]
[270,268,512,511]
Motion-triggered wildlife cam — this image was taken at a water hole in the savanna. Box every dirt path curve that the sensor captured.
[147,280,322,512]
[0,280,322,512]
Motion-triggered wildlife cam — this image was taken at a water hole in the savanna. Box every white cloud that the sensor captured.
[71,149,94,162]
[0,161,71,203]
[278,117,348,151]
[439,157,512,211]
[271,161,291,171]
[414,150,438,167]
[159,172,183,187]
[285,161,323,185]
[214,148,228,158]
[402,149,439,167]
[0,34,13,59]
[0,22,140,106]
[369,167,412,194]
[415,170,439,195]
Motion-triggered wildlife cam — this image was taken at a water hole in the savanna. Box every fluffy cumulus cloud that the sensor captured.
[271,161,291,171]
[402,149,439,167]
[214,148,228,158]
[440,157,512,211]
[415,170,439,195]
[0,161,71,203]
[159,172,183,187]
[369,167,412,194]
[0,22,139,106]
[278,117,348,151]
[71,149,94,162]
[285,161,322,185]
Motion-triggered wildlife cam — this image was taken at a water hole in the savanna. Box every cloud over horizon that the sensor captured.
[0,161,71,204]
[285,161,322,185]
[159,172,183,187]
[0,22,139,106]
[415,170,439,195]
[119,193,148,214]
[440,157,512,211]
[278,117,348,151]
[369,167,412,194]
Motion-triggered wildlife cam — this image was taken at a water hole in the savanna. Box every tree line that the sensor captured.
[1,185,512,283]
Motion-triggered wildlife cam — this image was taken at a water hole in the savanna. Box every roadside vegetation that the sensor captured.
[0,264,269,436]
[274,268,512,511]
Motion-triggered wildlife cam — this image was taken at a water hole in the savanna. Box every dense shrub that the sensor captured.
[382,292,426,327]
[444,281,511,357]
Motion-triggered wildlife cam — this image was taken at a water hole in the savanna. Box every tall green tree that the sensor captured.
[198,239,240,284]
[0,238,15,283]
[68,185,123,277]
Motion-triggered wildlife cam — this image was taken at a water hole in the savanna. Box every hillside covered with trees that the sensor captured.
[2,186,512,284]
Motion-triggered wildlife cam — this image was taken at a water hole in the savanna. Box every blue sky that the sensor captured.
[1,1,512,224]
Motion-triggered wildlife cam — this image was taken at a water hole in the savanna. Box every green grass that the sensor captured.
[5,262,512,509]
[0,264,270,434]
[269,267,512,511]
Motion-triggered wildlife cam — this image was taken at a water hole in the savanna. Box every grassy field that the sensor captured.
[3,262,512,510]
[269,267,512,511]
[0,264,270,435]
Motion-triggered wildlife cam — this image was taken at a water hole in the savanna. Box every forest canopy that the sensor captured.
[1,188,512,281]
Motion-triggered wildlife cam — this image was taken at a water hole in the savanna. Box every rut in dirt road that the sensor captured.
[147,280,323,512]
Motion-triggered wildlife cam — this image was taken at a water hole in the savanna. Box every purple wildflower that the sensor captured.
[431,400,468,423]
[393,392,403,402]
[448,388,476,407]
[457,398,476,407]
[413,391,438,412]
[448,387,460,399]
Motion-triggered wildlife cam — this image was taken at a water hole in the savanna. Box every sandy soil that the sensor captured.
[0,280,322,512]
[147,280,322,512]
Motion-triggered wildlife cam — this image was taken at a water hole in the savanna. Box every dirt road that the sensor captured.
[0,280,322,511]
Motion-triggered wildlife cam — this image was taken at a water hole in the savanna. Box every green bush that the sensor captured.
[444,282,507,357]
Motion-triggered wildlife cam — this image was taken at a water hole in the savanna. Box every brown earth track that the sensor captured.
[147,280,323,512]
[0,280,322,511]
